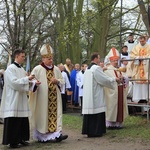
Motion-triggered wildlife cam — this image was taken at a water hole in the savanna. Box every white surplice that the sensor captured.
[76,70,84,97]
[82,65,116,115]
[0,64,31,118]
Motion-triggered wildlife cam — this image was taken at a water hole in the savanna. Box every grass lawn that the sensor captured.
[63,114,150,140]
[0,113,149,150]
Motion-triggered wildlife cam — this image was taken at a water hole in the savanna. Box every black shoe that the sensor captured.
[38,140,52,144]
[20,140,29,146]
[107,126,115,130]
[116,126,123,130]
[10,144,20,148]
[56,134,68,142]
[38,140,49,143]
[87,134,102,138]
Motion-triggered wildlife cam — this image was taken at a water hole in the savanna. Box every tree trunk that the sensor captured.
[138,0,150,35]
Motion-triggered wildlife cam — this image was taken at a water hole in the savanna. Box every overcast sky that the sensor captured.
[117,0,137,8]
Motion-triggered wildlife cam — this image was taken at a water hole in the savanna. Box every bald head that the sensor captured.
[66,58,71,65]
[75,63,80,71]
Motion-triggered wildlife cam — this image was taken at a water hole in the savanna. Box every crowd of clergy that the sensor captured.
[64,33,150,109]
[0,33,150,148]
[62,33,150,136]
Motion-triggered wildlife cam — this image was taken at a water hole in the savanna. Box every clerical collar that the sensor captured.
[45,65,53,69]
[128,40,134,43]
[91,62,97,65]
[41,62,54,71]
[88,62,97,69]
[13,62,21,68]
[121,52,128,56]
[81,70,85,74]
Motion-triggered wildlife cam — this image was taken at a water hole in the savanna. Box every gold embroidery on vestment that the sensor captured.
[138,49,147,83]
[47,69,57,132]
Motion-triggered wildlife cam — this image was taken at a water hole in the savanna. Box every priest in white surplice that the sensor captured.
[29,44,68,143]
[124,33,137,54]
[82,52,120,137]
[104,48,128,129]
[130,35,150,102]
[76,63,88,114]
[0,49,39,148]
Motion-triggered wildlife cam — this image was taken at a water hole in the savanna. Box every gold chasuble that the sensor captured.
[130,44,150,84]
[139,48,147,82]
[29,44,65,142]
[41,63,57,132]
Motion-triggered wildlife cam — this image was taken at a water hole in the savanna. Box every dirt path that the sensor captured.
[59,127,150,150]
[0,124,150,150]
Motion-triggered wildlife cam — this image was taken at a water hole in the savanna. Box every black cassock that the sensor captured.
[2,117,29,145]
